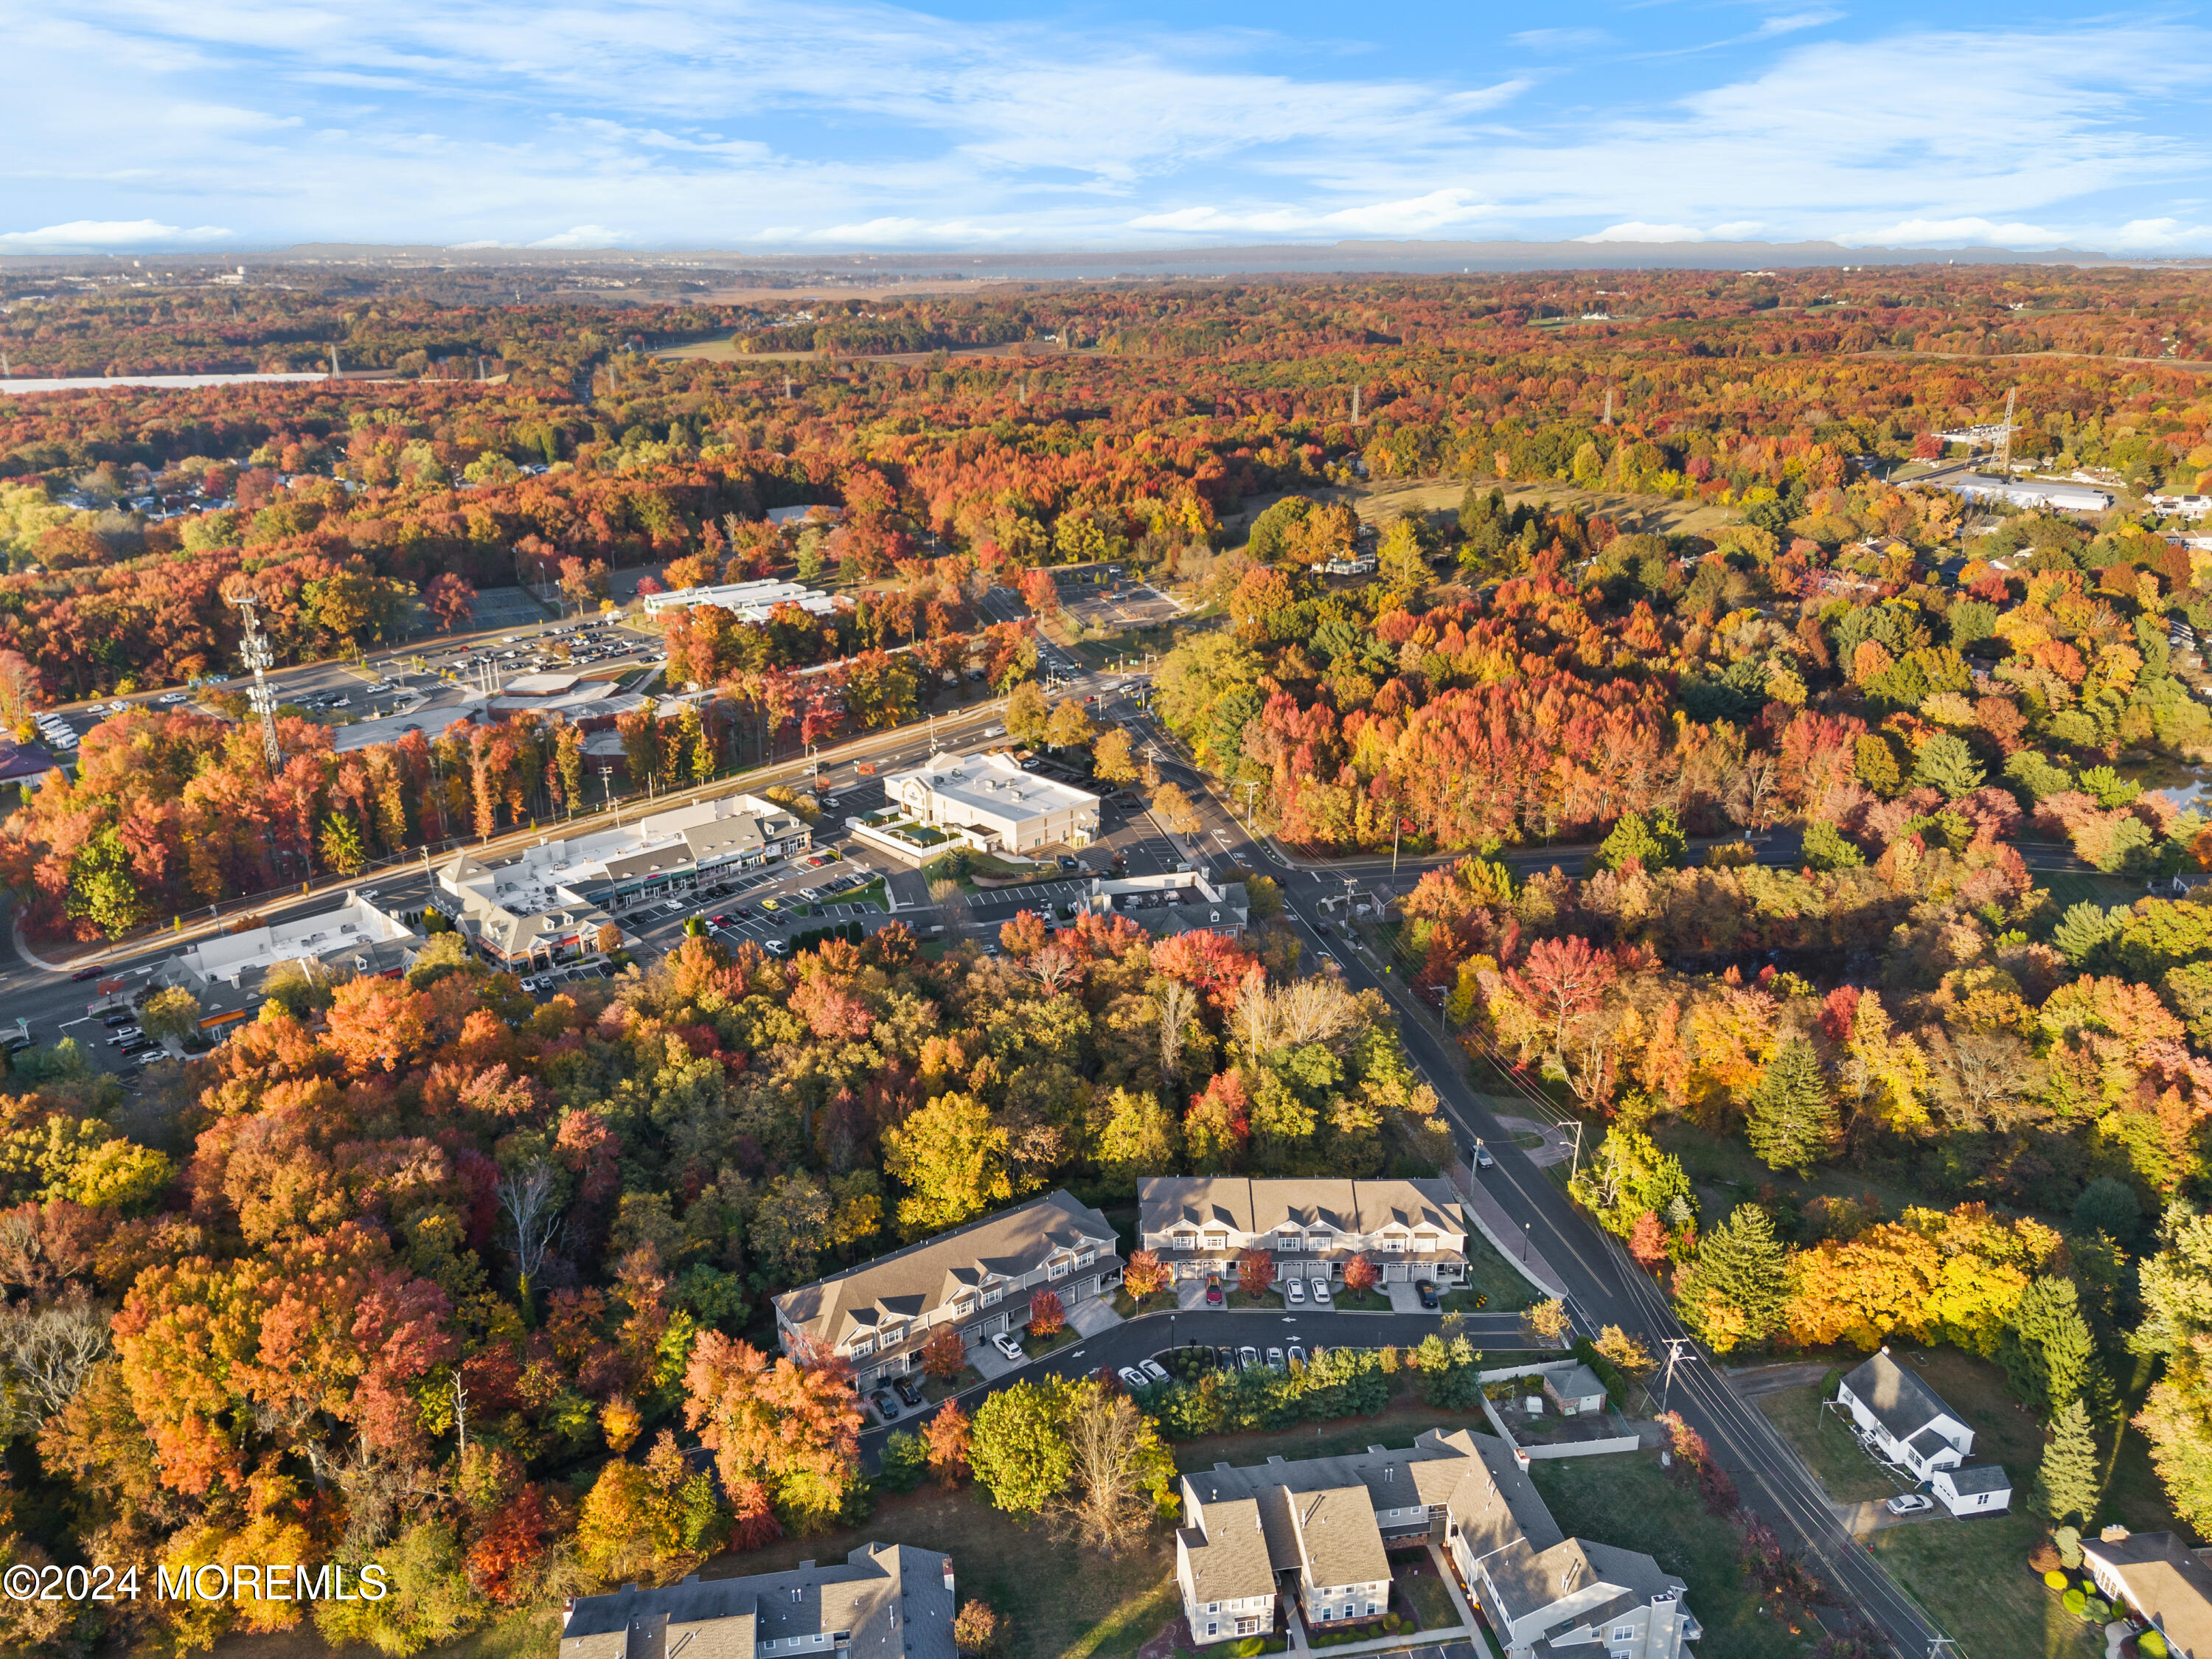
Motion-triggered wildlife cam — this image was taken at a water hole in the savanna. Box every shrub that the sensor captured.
[2043,1569,2069,1589]
[2141,1632,2170,1658]
[2062,1588,2087,1616]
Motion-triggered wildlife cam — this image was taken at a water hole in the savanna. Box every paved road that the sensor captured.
[857,1307,1532,1452]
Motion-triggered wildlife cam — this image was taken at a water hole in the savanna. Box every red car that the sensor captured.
[1204,1273,1223,1306]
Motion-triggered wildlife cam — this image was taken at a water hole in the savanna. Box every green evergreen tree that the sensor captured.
[1801,820,1864,872]
[2051,902,2124,967]
[1912,732,1986,799]
[2040,1399,2101,1525]
[1674,1204,1790,1354]
[1745,1038,1837,1176]
[2003,1275,2099,1415]
[1593,808,1686,874]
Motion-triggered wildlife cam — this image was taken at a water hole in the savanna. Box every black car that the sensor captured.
[119,1041,159,1058]
[1415,1279,1440,1310]
[869,1389,901,1422]
[893,1375,925,1408]
[71,967,104,982]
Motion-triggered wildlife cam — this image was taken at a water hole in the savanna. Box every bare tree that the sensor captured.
[928,876,970,939]
[0,1290,108,1436]
[497,1161,565,1313]
[1054,1390,1158,1556]
[1158,979,1197,1084]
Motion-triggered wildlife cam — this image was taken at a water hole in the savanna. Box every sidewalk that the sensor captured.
[1453,1170,1570,1302]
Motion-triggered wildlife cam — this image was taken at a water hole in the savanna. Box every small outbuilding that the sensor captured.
[1930,1462,2011,1517]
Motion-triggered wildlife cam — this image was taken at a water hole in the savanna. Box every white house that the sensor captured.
[1835,1350,1972,1479]
[1930,1464,2011,1517]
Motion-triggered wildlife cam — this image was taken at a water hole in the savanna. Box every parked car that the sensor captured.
[990,1332,1025,1363]
[1205,1273,1223,1306]
[1284,1278,1305,1305]
[1415,1280,1440,1310]
[102,1012,136,1029]
[71,967,104,982]
[1885,1493,1935,1516]
[893,1376,925,1408]
[1310,1279,1332,1305]
[1236,1346,1259,1371]
[1287,1346,1307,1368]
[869,1390,900,1422]
[1216,1346,1234,1369]
[1472,1143,1495,1169]
[1265,1346,1286,1371]
[105,1028,144,1046]
[1140,1358,1170,1385]
[1057,855,1079,871]
[1116,1366,1150,1392]
[710,914,732,928]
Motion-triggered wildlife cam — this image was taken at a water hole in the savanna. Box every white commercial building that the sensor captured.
[639,577,848,622]
[496,792,813,911]
[881,750,1099,853]
[1935,473,2114,514]
[434,855,620,970]
[154,891,422,1031]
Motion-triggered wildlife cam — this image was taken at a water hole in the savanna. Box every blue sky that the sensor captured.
[3,0,2210,254]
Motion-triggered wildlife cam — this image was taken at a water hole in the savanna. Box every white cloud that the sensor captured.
[1509,29,1612,52]
[526,226,626,248]
[1577,222,1709,243]
[1128,189,1500,237]
[0,2,2205,252]
[1754,11,1841,38]
[1844,216,2070,246]
[0,219,230,249]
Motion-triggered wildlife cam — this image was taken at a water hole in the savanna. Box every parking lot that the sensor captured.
[1056,577,1183,633]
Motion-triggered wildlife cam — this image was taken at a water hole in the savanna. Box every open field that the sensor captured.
[1528,1454,1822,1659]
[1220,476,1745,546]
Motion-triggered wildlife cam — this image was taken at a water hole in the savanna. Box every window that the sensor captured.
[1611,1624,1636,1641]
[1380,1237,1407,1253]
[1048,1259,1069,1279]
[1076,1250,1096,1267]
[1206,1627,1217,1640]
[981,1286,1004,1306]
[1364,1604,1377,1618]
[1306,1233,1329,1250]
[1203,1233,1228,1252]
[849,1338,873,1357]
[1208,1605,1218,1615]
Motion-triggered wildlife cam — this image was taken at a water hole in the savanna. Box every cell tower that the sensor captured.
[226,588,283,771]
[1996,386,2018,474]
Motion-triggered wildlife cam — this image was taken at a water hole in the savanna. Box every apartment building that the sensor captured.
[561,1544,956,1659]
[772,1191,1120,1390]
[1177,1430,1700,1658]
[1138,1178,1468,1286]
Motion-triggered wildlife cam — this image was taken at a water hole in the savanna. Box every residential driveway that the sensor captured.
[967,1340,1024,1383]
[1491,1115,1577,1169]
[1068,1297,1124,1338]
[1387,1281,1431,1314]
[1836,1499,1943,1538]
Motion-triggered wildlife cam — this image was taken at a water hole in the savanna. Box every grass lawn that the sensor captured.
[695,1484,1183,1659]
[922,1366,984,1404]
[1114,1287,1178,1318]
[1395,1568,1461,1632]
[1650,1119,1933,1226]
[1025,1325,1084,1360]
[1527,1453,1823,1659]
[1458,1226,1538,1312]
[1867,1516,2101,1659]
[1227,1287,1284,1310]
[2032,870,2142,911]
[1330,1287,1394,1312]
[1758,1344,2183,1659]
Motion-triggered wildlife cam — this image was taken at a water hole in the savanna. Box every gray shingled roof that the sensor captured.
[1180,1497,1276,1604]
[2083,1533,2212,1657]
[1291,1486,1392,1593]
[563,1545,956,1659]
[1943,1464,2010,1493]
[773,1190,1118,1349]
[1140,1178,1464,1242]
[1840,1351,1956,1444]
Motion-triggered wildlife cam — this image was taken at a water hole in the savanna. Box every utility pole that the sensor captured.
[226,588,282,772]
[1660,1337,1694,1413]
[1996,386,2018,475]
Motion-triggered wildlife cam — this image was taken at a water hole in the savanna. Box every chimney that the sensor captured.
[942,1559,955,1595]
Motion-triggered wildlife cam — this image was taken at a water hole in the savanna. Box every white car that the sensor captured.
[1473,1144,1496,1169]
[1284,1279,1306,1305]
[990,1332,1024,1363]
[1310,1279,1332,1305]
[1140,1358,1170,1385]
[1885,1493,1935,1517]
[1116,1366,1150,1391]
[982,725,1006,737]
